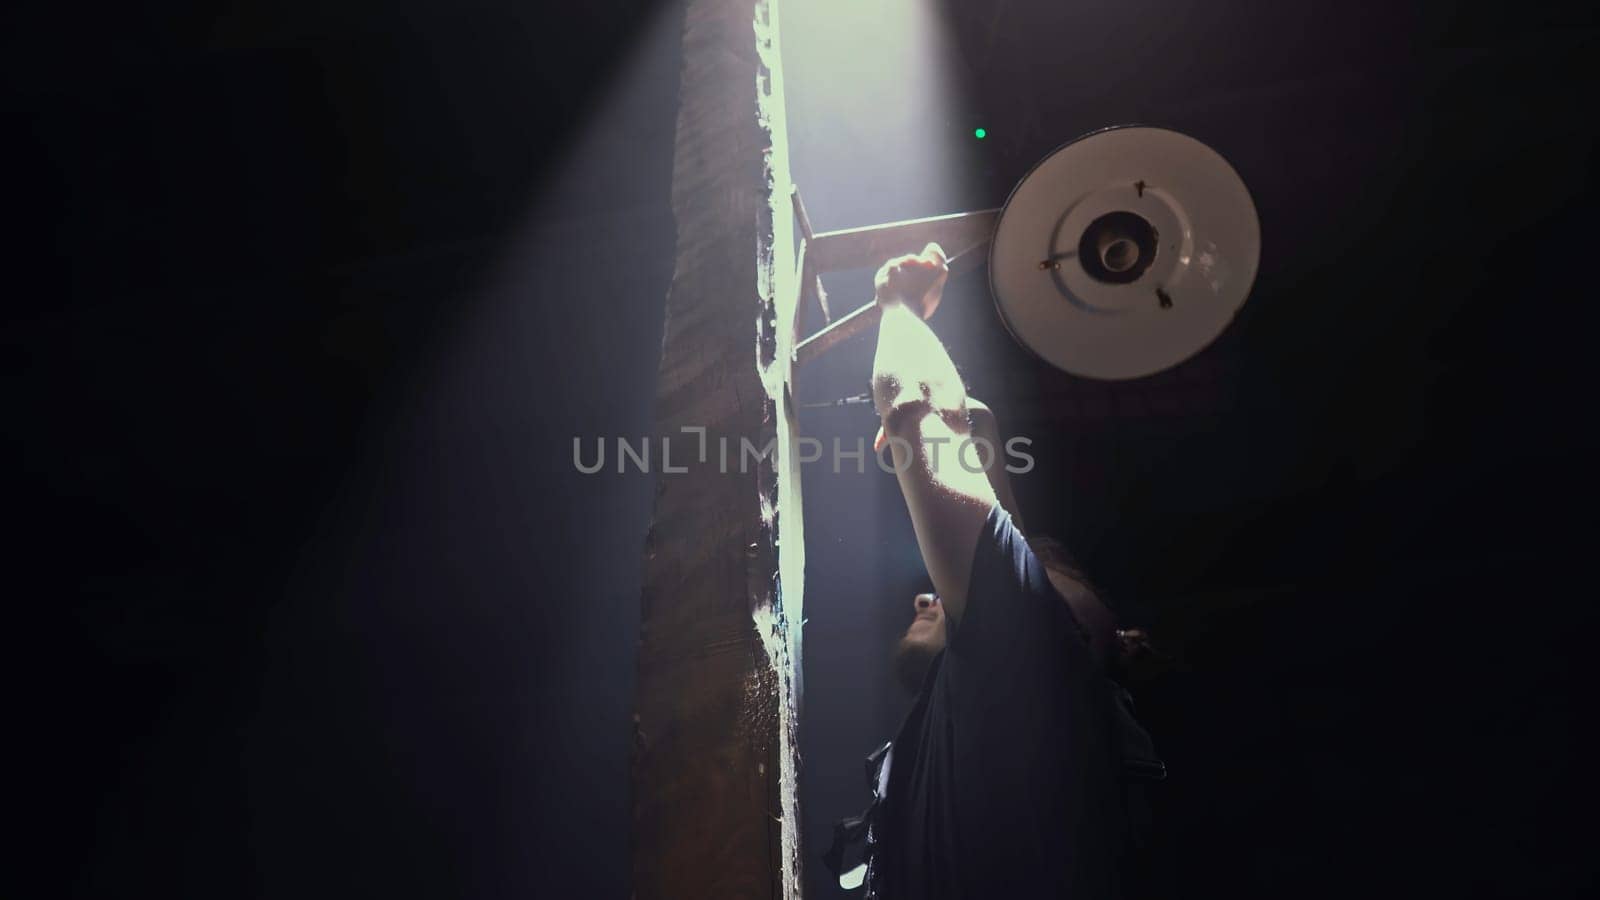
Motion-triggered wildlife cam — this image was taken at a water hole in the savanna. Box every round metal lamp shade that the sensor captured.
[989,126,1261,380]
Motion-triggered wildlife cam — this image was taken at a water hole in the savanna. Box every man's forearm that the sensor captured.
[866,247,997,622]
[967,401,1024,532]
[871,300,968,423]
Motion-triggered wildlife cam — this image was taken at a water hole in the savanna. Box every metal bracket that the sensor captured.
[788,186,999,369]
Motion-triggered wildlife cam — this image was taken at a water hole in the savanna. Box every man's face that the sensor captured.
[894,593,946,693]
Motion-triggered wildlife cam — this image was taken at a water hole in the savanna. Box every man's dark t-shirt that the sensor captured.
[875,504,1137,898]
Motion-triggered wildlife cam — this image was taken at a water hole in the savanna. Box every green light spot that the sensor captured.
[974,127,987,139]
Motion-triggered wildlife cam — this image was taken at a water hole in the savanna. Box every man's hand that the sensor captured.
[873,242,949,320]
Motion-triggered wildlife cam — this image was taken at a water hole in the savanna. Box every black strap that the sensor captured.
[823,740,894,881]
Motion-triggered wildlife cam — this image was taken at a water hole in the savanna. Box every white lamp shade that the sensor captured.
[989,126,1261,380]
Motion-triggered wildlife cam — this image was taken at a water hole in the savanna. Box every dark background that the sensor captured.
[9,1,1596,897]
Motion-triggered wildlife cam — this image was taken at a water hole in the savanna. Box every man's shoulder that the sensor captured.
[949,504,1095,667]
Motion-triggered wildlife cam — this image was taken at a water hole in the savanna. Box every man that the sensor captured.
[824,244,1164,898]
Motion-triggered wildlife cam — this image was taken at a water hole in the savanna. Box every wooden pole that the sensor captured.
[631,1,802,897]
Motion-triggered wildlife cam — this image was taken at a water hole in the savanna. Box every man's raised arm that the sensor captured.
[870,243,998,628]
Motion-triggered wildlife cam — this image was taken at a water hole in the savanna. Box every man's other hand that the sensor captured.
[873,242,949,320]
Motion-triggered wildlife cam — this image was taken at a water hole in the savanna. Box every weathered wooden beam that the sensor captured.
[631,1,802,898]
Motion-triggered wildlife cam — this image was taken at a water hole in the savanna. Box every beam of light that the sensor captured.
[783,0,981,229]
[783,0,986,579]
